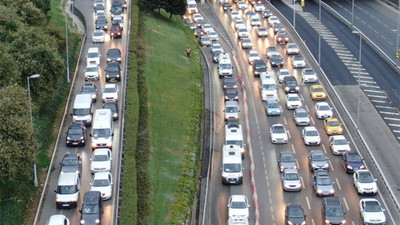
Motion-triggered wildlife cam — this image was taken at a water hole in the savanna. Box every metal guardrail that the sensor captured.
[266,0,400,215]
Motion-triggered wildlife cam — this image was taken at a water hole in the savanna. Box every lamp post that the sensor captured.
[352,30,362,128]
[351,0,355,26]
[293,1,296,29]
[318,0,321,65]
[27,74,40,187]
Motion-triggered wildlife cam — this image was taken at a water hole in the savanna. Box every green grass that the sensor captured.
[145,11,202,224]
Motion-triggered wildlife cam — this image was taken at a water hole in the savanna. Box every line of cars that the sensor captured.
[192,1,386,225]
[45,0,126,224]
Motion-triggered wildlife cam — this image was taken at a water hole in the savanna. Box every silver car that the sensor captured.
[308,150,329,172]
[293,108,310,126]
[278,152,296,172]
[282,169,301,192]
[313,171,335,197]
[265,100,281,116]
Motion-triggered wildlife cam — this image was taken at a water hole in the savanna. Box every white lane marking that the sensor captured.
[310,117,315,126]
[380,111,400,115]
[364,89,384,93]
[300,177,305,189]
[371,99,387,103]
[352,221,355,225]
[311,218,315,225]
[296,159,300,170]
[322,144,327,153]
[305,104,309,112]
[329,160,334,171]
[291,144,295,153]
[342,197,350,211]
[392,130,400,133]
[384,117,400,121]
[305,196,311,210]
[367,94,387,98]
[335,178,342,191]
[375,105,396,109]
[283,117,287,125]
[288,130,291,139]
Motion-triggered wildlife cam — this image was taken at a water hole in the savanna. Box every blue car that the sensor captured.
[342,152,366,173]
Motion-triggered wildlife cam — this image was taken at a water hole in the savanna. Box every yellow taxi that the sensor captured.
[310,85,327,100]
[324,118,343,135]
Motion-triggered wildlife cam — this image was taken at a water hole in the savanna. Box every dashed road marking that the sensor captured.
[336,178,342,190]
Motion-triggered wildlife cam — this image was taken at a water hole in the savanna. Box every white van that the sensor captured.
[218,53,233,79]
[72,94,93,126]
[54,172,80,209]
[225,119,245,157]
[222,145,243,184]
[260,73,278,101]
[91,109,113,150]
[186,0,198,14]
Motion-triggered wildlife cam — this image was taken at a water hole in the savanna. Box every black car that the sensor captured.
[105,62,121,82]
[270,54,284,67]
[60,153,81,174]
[96,17,108,31]
[223,3,232,11]
[283,76,299,93]
[212,50,222,63]
[80,191,103,225]
[107,48,122,63]
[342,152,366,173]
[193,27,202,37]
[81,82,98,102]
[224,88,238,101]
[110,5,123,19]
[223,77,237,90]
[66,122,87,147]
[112,0,126,10]
[322,197,346,225]
[285,204,306,225]
[253,60,267,76]
[103,102,119,120]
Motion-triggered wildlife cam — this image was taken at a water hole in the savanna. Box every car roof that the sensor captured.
[310,149,324,155]
[83,191,101,204]
[93,171,111,180]
[324,197,341,207]
[287,93,299,97]
[283,168,298,174]
[304,126,317,131]
[47,215,68,224]
[230,195,247,202]
[58,172,79,185]
[105,83,117,88]
[280,152,294,157]
[63,153,79,160]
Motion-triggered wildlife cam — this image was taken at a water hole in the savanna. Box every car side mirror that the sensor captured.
[89,133,92,137]
[79,209,82,213]
[217,66,219,69]
[54,190,57,193]
[70,113,72,116]
[227,204,229,207]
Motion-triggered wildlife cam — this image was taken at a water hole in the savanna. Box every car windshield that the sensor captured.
[226,89,237,95]
[243,39,251,44]
[364,202,381,212]
[104,87,117,93]
[304,69,314,75]
[63,158,78,166]
[294,56,303,60]
[86,67,97,72]
[359,172,374,183]
[312,154,326,161]
[82,204,99,214]
[88,53,99,58]
[93,129,111,138]
[328,120,340,126]
[220,63,231,70]
[223,163,241,172]
[93,32,103,37]
[259,28,266,32]
[107,65,119,72]
[314,88,324,92]
[239,28,247,33]
[273,126,285,133]
[319,105,330,111]
[306,130,318,136]
[230,201,247,209]
[281,155,294,162]
[255,63,266,70]
[326,207,344,217]
[317,177,332,185]
[111,26,120,31]
[226,107,238,113]
[73,108,90,116]
[82,86,95,93]
[272,55,281,60]
[288,96,299,101]
[289,208,304,218]
[347,154,362,162]
[93,178,110,187]
[252,18,260,22]
[113,19,122,24]
[58,185,77,194]
[250,53,259,57]
[226,140,243,147]
[263,84,276,90]
[224,79,235,84]
[284,173,299,180]
[268,47,277,52]
[297,111,308,117]
[333,139,347,145]
[69,128,82,135]
[236,21,244,26]
[93,154,109,161]
[288,44,297,48]
[268,102,279,108]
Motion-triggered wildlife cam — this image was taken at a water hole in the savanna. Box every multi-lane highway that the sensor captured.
[36,0,130,224]
[197,0,400,224]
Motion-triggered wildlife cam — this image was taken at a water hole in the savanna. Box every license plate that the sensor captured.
[63,204,69,207]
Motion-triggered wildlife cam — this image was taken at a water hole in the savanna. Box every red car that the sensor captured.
[110,24,122,38]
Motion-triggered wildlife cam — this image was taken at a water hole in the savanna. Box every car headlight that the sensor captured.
[295,87,300,90]
[92,142,97,148]
[285,87,290,91]
[312,163,317,168]
[225,96,229,99]
[80,220,85,224]
[288,221,294,225]
[347,165,353,169]
[317,189,323,193]
[301,222,306,225]
[341,219,346,224]
[330,189,335,193]
[324,163,329,167]
[360,165,366,169]
[339,128,343,132]
[116,74,120,77]
[222,172,228,178]
[327,128,332,132]
[67,136,71,140]
[106,75,110,78]
[325,219,330,224]
[117,57,121,61]
[95,219,100,224]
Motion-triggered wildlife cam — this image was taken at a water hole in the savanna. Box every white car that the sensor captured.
[237,1,248,10]
[46,215,70,225]
[302,68,318,83]
[84,65,100,81]
[270,124,288,144]
[90,172,113,200]
[250,17,261,27]
[286,43,299,55]
[90,148,112,173]
[228,195,250,218]
[329,135,351,155]
[112,15,124,29]
[254,3,265,12]
[268,16,280,26]
[228,215,249,225]
[207,29,219,41]
[278,69,291,83]
[102,83,119,102]
[257,26,268,37]
[95,11,106,20]
[359,199,386,225]
[193,13,204,23]
[282,169,302,191]
[241,38,253,49]
[235,20,245,30]
[286,93,302,109]
[302,126,321,145]
[92,30,105,43]
[201,23,213,34]
[86,47,101,65]
[315,102,333,119]
[210,43,223,53]
[237,27,249,39]
[353,170,378,195]
[291,55,306,68]
[230,10,241,20]
[266,46,279,58]
[248,50,261,64]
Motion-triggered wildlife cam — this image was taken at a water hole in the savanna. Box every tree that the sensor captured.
[164,0,186,19]
[0,85,38,182]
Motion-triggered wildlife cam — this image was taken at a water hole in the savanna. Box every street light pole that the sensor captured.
[396,0,400,66]
[65,17,70,83]
[293,2,296,29]
[352,30,362,128]
[27,74,40,187]
[318,0,321,65]
[352,0,355,26]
